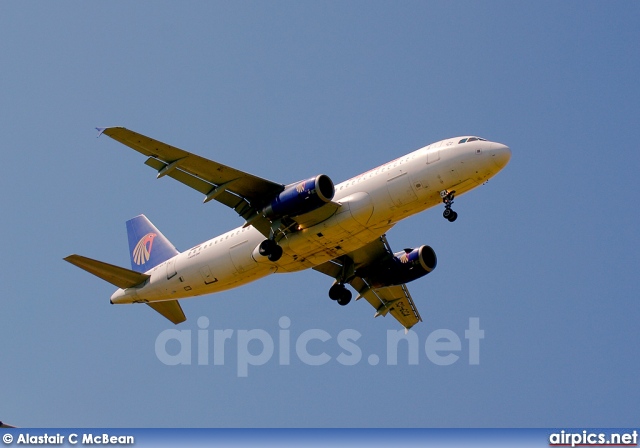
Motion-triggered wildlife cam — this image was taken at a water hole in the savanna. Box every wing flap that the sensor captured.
[147,300,187,325]
[144,157,211,195]
[64,255,149,289]
[357,284,421,329]
[145,157,251,212]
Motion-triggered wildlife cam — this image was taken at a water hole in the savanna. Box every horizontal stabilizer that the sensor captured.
[64,254,149,289]
[147,301,187,325]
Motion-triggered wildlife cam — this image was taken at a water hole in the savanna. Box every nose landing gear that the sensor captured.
[440,190,458,222]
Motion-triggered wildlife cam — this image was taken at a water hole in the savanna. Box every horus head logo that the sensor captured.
[133,233,157,265]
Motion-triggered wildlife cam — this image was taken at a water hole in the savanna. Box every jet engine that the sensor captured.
[263,174,335,219]
[359,245,437,287]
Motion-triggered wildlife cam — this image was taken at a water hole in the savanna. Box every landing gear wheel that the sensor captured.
[329,284,352,305]
[329,284,343,300]
[447,211,458,222]
[258,239,276,256]
[267,244,283,262]
[259,239,283,262]
[443,208,452,219]
[337,290,352,306]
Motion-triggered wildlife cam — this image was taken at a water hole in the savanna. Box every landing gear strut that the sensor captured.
[329,283,352,306]
[440,190,458,222]
[327,256,354,306]
[258,239,283,262]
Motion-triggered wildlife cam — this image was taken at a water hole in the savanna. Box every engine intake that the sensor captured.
[359,245,437,288]
[264,174,335,219]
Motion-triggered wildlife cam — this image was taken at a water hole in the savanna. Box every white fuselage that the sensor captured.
[111,137,511,305]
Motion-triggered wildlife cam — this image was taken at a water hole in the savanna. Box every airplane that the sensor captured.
[64,128,510,330]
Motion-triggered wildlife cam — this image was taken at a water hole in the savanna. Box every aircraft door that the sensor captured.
[386,169,418,207]
[427,141,441,164]
[229,240,257,273]
[166,258,177,279]
[200,266,218,284]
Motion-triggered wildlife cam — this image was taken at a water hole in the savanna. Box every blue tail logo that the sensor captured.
[126,215,179,273]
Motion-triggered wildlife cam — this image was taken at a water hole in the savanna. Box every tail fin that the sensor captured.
[126,214,179,273]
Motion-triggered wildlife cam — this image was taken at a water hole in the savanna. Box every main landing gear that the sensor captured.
[441,190,458,222]
[258,239,283,262]
[328,257,354,306]
[329,283,352,306]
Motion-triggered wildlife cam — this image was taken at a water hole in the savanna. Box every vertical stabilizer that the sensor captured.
[126,215,179,273]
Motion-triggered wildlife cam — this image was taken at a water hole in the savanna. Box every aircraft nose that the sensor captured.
[490,142,511,169]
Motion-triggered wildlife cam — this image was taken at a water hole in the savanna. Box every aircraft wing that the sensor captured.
[313,235,423,330]
[97,127,285,237]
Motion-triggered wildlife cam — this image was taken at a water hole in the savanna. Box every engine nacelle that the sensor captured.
[359,245,437,288]
[263,174,335,219]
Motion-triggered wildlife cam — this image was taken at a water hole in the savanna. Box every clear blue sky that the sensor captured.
[1,1,638,427]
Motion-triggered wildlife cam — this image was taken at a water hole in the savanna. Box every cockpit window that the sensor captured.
[459,137,487,144]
